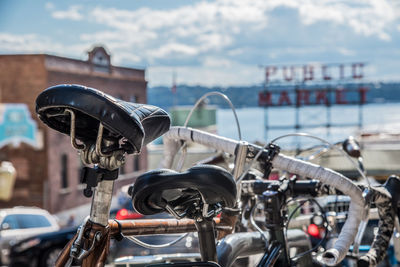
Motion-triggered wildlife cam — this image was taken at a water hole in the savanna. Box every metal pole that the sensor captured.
[195,218,218,262]
[89,179,114,226]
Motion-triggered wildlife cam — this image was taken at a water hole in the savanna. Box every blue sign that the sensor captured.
[0,104,39,149]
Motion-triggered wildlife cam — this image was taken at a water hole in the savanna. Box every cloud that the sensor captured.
[14,0,400,85]
[45,2,55,10]
[151,43,199,58]
[147,63,263,87]
[337,47,355,56]
[295,0,396,41]
[50,5,83,21]
[79,0,399,65]
[0,33,88,57]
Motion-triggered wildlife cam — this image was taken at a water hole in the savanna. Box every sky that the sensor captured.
[1,0,400,87]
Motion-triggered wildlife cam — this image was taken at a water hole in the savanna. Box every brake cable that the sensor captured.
[270,133,370,188]
[125,233,190,249]
[176,91,242,172]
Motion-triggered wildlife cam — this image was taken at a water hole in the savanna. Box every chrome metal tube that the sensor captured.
[217,231,268,267]
[233,141,248,201]
[90,180,114,226]
[217,229,312,267]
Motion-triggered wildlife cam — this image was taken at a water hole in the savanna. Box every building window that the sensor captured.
[130,95,137,103]
[92,50,110,73]
[116,94,125,101]
[133,155,140,171]
[61,154,68,188]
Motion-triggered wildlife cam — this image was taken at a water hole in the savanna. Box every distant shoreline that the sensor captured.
[148,82,400,111]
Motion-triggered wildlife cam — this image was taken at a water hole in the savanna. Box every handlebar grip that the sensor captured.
[292,180,320,196]
[241,180,320,197]
[162,126,366,265]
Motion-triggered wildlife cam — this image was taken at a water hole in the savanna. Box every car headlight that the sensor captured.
[14,238,41,253]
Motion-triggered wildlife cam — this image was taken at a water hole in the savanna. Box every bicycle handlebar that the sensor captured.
[162,126,365,266]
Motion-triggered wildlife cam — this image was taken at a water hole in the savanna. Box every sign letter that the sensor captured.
[303,65,314,81]
[258,91,272,106]
[266,66,277,83]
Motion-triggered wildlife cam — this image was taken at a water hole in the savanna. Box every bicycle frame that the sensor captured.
[56,217,231,266]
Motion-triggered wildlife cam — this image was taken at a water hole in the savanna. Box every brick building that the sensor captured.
[0,47,148,213]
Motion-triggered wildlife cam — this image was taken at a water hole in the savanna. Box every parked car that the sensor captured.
[9,226,76,267]
[10,197,198,267]
[0,207,59,265]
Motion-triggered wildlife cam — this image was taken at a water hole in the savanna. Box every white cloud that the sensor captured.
[112,52,141,65]
[0,33,58,52]
[147,63,263,87]
[17,0,400,85]
[202,57,235,68]
[295,0,396,41]
[51,5,83,21]
[45,2,55,10]
[151,43,199,58]
[79,0,399,66]
[0,33,88,57]
[337,47,355,56]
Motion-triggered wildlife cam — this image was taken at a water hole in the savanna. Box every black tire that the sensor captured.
[39,247,63,267]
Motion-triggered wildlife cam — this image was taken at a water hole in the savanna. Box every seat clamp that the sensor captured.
[81,166,119,198]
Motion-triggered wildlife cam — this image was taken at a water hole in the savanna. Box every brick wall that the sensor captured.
[0,52,149,213]
[0,55,48,209]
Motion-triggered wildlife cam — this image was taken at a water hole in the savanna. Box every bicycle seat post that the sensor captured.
[196,217,218,262]
[89,176,115,226]
[80,128,125,226]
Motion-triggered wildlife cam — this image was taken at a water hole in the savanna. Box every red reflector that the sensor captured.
[116,209,144,220]
[307,224,320,238]
[120,209,128,217]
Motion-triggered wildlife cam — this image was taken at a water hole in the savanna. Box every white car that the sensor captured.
[0,207,59,265]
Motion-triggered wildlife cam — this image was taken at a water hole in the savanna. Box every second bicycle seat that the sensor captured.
[130,165,237,217]
[36,84,170,153]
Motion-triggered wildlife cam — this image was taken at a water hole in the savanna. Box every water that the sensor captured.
[217,103,400,149]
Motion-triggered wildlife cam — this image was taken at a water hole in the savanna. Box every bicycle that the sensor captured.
[34,84,397,267]
[161,126,398,266]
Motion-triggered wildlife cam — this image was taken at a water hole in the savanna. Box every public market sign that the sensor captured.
[259,63,368,107]
[0,104,40,149]
[264,63,365,83]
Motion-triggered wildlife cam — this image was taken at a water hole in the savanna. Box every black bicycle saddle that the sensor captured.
[36,84,170,153]
[130,165,237,215]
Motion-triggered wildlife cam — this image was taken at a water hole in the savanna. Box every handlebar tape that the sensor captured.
[162,126,365,266]
[274,154,364,265]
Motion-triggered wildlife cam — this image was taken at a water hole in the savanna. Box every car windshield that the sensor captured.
[1,214,52,230]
